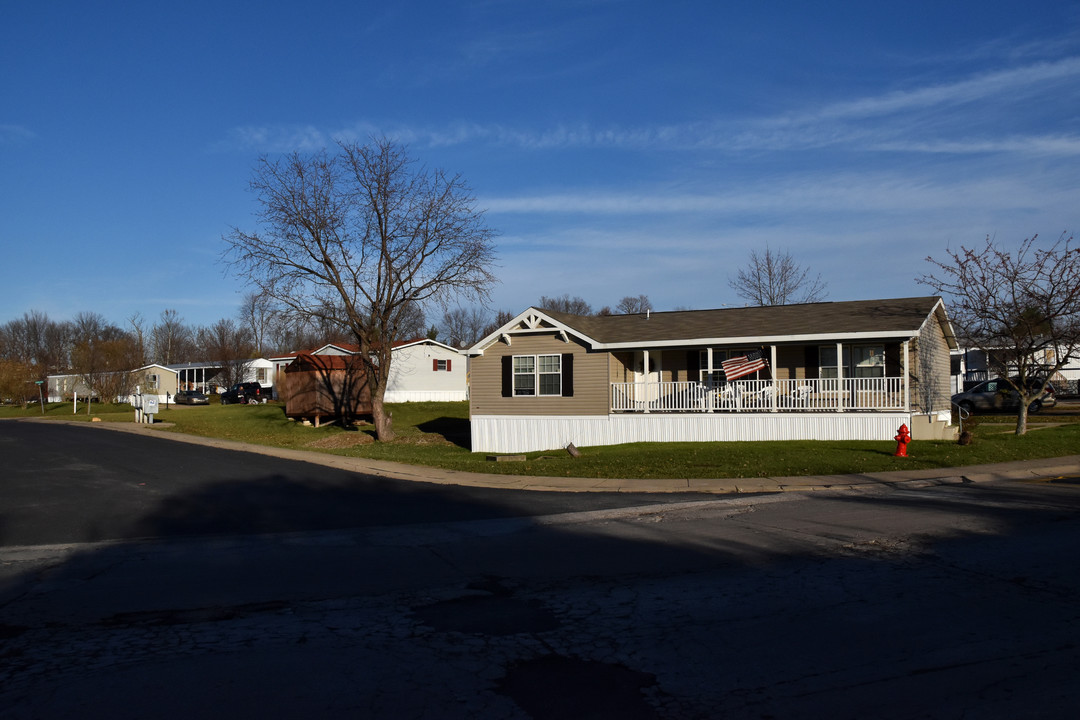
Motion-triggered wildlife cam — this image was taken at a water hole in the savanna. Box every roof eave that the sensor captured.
[594,329,924,350]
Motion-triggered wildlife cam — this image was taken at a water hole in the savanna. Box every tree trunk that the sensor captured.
[371,392,395,441]
[1015,401,1029,436]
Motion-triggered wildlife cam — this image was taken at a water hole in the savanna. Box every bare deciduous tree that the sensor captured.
[1,310,72,379]
[127,312,148,368]
[196,318,256,389]
[481,309,516,339]
[539,294,592,315]
[70,313,140,403]
[151,309,194,365]
[616,295,653,315]
[239,292,274,358]
[919,232,1080,435]
[728,245,827,306]
[440,306,490,348]
[225,138,498,439]
[393,301,428,342]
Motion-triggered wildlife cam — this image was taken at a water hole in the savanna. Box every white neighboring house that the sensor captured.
[270,339,468,403]
[385,338,468,402]
[167,358,275,395]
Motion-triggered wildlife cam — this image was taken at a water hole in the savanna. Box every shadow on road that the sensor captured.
[3,420,1080,719]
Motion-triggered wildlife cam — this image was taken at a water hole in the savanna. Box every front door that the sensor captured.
[634,351,662,404]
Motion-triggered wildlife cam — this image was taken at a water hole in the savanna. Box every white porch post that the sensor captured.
[836,342,844,412]
[770,345,778,412]
[642,349,650,414]
[903,340,910,412]
[706,347,714,412]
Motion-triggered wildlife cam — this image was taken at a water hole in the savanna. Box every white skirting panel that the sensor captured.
[384,390,468,403]
[471,413,913,453]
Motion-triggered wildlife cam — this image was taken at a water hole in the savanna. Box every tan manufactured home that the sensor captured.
[467,297,957,453]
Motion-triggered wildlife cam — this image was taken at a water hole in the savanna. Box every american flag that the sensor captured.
[721,351,768,381]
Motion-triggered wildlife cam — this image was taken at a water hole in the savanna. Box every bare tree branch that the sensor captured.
[918,232,1080,435]
[224,138,498,439]
[728,245,828,306]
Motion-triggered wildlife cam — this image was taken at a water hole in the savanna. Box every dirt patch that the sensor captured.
[393,433,454,446]
[305,433,374,449]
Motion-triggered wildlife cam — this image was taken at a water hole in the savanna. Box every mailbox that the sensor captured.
[144,397,159,415]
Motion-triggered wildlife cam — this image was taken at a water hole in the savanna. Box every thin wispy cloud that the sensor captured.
[482,172,1066,216]
[786,56,1080,124]
[221,52,1080,159]
[218,125,330,153]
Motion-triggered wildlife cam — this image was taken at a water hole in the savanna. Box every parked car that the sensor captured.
[220,382,264,405]
[952,378,1056,414]
[173,390,209,406]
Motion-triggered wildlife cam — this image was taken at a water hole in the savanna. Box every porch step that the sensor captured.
[909,413,958,441]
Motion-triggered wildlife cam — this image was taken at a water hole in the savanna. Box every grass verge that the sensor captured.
[5,400,1076,479]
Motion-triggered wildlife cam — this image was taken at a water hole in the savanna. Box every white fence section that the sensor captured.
[472,413,913,454]
[611,377,906,413]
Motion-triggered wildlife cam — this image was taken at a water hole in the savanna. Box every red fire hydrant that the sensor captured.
[894,423,911,457]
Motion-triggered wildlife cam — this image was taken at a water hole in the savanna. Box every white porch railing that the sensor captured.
[611,377,906,413]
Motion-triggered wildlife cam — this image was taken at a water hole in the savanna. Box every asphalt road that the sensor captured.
[0,420,713,547]
[3,419,1080,718]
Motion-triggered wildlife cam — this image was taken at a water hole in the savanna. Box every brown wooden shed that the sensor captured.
[281,353,372,426]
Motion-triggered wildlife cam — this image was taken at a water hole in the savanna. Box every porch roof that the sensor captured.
[472,296,956,353]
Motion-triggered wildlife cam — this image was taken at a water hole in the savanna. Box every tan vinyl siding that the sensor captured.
[663,350,689,382]
[470,333,610,417]
[773,346,805,381]
[911,315,952,414]
[610,352,633,383]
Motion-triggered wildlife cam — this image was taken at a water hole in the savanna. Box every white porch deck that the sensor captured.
[611,377,907,413]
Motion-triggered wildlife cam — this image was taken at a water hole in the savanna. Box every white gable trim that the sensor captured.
[468,307,600,356]
[393,338,464,355]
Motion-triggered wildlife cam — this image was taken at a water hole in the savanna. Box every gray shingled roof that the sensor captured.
[538,296,949,346]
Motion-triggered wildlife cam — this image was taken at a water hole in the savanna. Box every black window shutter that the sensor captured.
[562,353,574,397]
[501,356,512,397]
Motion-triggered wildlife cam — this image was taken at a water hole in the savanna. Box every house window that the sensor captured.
[819,347,839,379]
[513,354,561,396]
[699,351,725,386]
[433,359,450,371]
[148,374,159,390]
[257,368,267,382]
[819,345,885,378]
[851,345,885,378]
[538,354,562,395]
[513,356,535,395]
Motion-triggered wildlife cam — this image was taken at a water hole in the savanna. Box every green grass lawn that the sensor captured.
[5,399,1075,479]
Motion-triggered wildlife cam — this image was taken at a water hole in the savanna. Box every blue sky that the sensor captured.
[2,0,1079,330]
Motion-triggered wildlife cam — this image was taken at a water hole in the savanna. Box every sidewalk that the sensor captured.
[80,419,1080,495]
